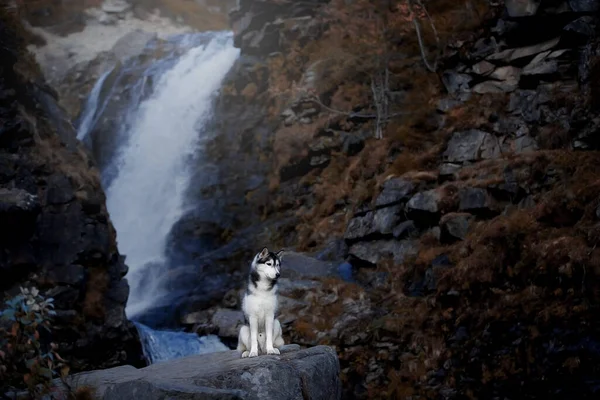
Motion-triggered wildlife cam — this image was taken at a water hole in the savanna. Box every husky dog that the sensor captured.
[237,247,284,358]
[237,318,285,357]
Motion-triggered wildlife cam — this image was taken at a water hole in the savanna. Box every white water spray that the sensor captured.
[104,32,239,320]
[77,66,114,141]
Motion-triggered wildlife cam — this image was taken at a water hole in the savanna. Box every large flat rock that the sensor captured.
[59,346,341,400]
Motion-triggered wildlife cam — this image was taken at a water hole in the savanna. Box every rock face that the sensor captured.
[190,0,600,398]
[59,346,341,400]
[0,12,143,372]
[19,0,600,397]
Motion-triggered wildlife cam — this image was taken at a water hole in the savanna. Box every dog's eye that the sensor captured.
[266,261,273,266]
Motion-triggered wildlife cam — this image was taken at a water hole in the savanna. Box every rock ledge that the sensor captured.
[59,345,341,400]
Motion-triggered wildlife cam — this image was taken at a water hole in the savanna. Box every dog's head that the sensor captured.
[251,247,284,281]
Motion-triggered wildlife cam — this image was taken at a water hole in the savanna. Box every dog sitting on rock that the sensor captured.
[237,247,285,358]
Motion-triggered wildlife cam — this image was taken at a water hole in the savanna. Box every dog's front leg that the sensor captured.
[265,313,280,355]
[248,315,259,358]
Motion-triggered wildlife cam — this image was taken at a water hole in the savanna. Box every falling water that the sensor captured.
[78,31,239,363]
[76,66,114,141]
[104,32,239,320]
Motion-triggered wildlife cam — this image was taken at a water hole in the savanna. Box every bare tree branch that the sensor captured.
[409,0,441,73]
[304,92,409,122]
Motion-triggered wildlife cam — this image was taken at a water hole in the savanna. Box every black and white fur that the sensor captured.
[237,247,284,358]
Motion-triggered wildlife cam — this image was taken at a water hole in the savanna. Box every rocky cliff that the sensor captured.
[190,0,600,398]
[0,7,143,378]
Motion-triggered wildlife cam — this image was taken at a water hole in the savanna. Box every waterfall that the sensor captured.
[76,66,114,141]
[135,321,229,364]
[77,31,239,363]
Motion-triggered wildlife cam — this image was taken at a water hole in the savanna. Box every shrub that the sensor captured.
[0,287,68,398]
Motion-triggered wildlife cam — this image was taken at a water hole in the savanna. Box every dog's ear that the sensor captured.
[259,247,269,259]
[276,249,285,260]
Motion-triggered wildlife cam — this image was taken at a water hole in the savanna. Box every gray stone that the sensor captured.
[280,251,338,278]
[487,37,560,62]
[57,346,341,400]
[569,0,599,12]
[522,51,558,75]
[406,190,442,213]
[375,178,415,207]
[471,60,495,76]
[212,309,245,339]
[490,66,522,81]
[470,37,499,59]
[443,130,501,163]
[564,16,596,36]
[441,71,472,95]
[507,89,551,122]
[472,80,519,94]
[513,135,538,153]
[458,188,498,213]
[344,205,403,240]
[505,0,540,16]
[349,240,418,265]
[393,220,417,239]
[440,213,474,242]
[439,162,462,178]
[277,278,321,296]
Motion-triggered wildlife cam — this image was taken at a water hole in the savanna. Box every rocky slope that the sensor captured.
[0,6,144,381]
[188,0,600,398]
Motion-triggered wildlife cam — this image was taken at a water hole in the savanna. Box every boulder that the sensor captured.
[441,71,472,95]
[374,178,415,207]
[212,309,245,339]
[443,130,501,163]
[348,240,418,265]
[569,0,599,12]
[406,190,442,214]
[522,52,559,76]
[393,220,417,239]
[58,346,342,400]
[487,37,560,63]
[458,188,499,216]
[505,0,540,17]
[344,205,403,241]
[471,60,495,76]
[406,189,445,226]
[440,213,474,242]
[281,251,338,278]
[472,80,519,94]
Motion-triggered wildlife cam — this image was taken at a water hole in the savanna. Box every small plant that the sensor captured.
[0,286,69,399]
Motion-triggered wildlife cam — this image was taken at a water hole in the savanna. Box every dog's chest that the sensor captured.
[243,290,277,318]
